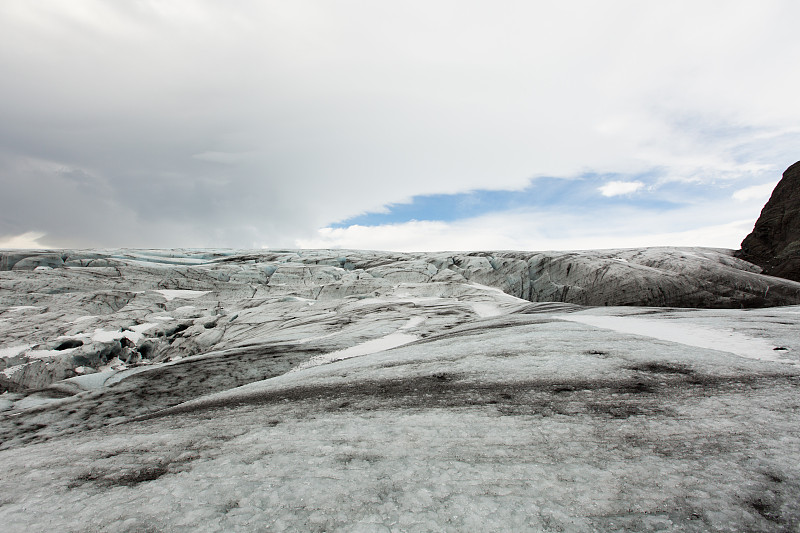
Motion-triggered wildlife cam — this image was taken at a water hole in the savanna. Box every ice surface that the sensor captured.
[71,315,98,323]
[26,347,78,359]
[153,289,210,301]
[401,316,426,330]
[555,313,791,364]
[469,302,502,318]
[7,394,64,410]
[3,301,800,532]
[61,370,117,390]
[64,363,168,391]
[0,344,33,358]
[91,328,143,344]
[291,317,422,373]
[1,364,25,377]
[98,357,127,372]
[2,248,800,531]
[129,322,158,334]
[468,282,528,303]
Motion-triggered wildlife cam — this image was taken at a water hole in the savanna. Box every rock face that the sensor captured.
[737,161,800,281]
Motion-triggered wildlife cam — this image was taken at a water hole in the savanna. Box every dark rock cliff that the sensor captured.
[736,161,800,281]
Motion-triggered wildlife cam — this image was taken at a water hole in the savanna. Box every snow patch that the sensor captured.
[0,344,34,358]
[129,323,158,334]
[466,282,526,317]
[284,296,317,306]
[470,302,502,318]
[469,282,527,303]
[1,364,26,377]
[153,289,210,301]
[401,316,425,330]
[64,362,169,390]
[555,314,791,364]
[27,348,78,359]
[291,318,422,373]
[91,329,143,344]
[64,370,116,390]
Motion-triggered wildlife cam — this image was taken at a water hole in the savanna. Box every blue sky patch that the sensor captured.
[331,173,693,228]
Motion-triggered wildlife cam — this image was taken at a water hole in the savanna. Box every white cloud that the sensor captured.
[0,1,798,248]
[598,181,645,197]
[297,190,764,252]
[191,151,251,165]
[297,216,755,253]
[732,182,776,202]
[0,232,48,249]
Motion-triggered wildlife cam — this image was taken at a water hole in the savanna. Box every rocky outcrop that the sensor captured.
[737,161,800,281]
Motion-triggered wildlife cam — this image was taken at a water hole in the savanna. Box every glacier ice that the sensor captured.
[1,247,800,531]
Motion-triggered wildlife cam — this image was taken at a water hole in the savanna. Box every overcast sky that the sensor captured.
[1,1,798,251]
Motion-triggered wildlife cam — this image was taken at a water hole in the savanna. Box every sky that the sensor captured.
[1,1,799,252]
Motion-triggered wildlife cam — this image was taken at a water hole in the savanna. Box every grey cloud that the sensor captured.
[1,1,799,248]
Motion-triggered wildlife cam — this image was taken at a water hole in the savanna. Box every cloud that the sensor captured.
[732,182,776,202]
[191,152,251,165]
[298,215,756,253]
[298,189,764,252]
[0,1,798,249]
[598,181,645,197]
[0,232,49,249]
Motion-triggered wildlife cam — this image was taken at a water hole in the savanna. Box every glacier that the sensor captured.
[1,247,800,531]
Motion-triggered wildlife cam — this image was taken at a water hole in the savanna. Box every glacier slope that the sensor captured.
[2,247,800,393]
[1,248,800,531]
[1,304,799,532]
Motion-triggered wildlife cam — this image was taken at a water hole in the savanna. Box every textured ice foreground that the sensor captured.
[1,248,800,531]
